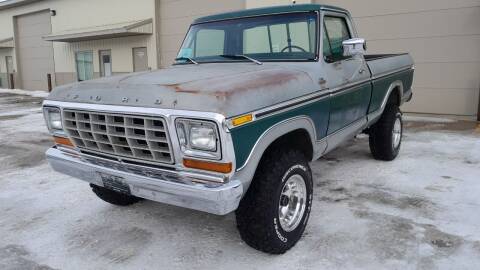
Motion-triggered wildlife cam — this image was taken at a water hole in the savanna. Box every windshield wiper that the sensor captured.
[175,57,199,65]
[219,54,262,65]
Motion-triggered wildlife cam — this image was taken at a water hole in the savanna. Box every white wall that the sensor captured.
[158,0,245,67]
[0,48,14,73]
[0,48,14,88]
[0,0,158,82]
[246,0,311,8]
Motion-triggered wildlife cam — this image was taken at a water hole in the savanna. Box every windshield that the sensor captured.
[176,12,318,64]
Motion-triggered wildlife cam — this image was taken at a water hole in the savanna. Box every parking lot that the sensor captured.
[0,89,479,270]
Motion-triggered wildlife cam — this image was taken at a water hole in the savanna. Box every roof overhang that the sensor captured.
[0,37,14,48]
[0,0,43,11]
[43,19,153,42]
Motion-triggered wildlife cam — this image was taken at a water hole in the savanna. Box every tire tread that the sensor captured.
[236,148,312,254]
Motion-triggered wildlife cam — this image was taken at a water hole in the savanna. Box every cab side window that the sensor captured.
[323,16,351,62]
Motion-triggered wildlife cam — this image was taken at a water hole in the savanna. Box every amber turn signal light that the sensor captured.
[231,114,253,127]
[183,158,232,174]
[53,136,74,147]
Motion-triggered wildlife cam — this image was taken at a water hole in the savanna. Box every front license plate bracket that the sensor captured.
[98,172,131,195]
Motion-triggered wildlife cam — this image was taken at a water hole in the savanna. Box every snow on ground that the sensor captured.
[0,91,479,270]
[403,115,457,123]
[0,88,49,98]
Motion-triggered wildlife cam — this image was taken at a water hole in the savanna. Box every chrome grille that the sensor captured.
[62,109,173,164]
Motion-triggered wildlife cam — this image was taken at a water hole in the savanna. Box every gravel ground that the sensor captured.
[0,90,479,270]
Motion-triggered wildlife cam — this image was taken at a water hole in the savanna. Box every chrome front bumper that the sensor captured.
[46,147,243,215]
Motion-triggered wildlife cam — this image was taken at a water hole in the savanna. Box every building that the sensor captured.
[0,0,479,119]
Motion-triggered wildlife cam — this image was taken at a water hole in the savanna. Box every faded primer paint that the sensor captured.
[46,62,318,118]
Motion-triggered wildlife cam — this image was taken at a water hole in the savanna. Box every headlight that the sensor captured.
[190,124,217,151]
[175,119,220,159]
[43,107,64,135]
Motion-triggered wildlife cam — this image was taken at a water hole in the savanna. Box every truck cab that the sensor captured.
[43,4,414,254]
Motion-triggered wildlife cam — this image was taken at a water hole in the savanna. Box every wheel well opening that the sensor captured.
[262,129,313,162]
[388,86,401,106]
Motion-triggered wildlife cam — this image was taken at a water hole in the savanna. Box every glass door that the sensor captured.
[75,51,94,81]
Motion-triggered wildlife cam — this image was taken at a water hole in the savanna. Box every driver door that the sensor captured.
[322,14,372,135]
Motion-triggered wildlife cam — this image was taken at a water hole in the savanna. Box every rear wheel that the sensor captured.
[90,184,143,206]
[369,105,403,161]
[235,149,313,254]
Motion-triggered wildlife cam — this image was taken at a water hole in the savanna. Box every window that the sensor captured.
[242,19,315,54]
[269,24,288,52]
[323,16,351,61]
[244,26,270,54]
[195,29,225,57]
[76,51,93,81]
[176,12,317,63]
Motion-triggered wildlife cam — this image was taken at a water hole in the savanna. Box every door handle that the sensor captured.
[359,69,366,74]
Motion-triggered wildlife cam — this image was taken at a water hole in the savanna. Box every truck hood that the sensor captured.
[47,63,317,118]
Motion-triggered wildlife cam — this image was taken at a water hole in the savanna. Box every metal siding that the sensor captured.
[133,47,148,72]
[318,0,480,116]
[158,0,245,67]
[16,10,54,90]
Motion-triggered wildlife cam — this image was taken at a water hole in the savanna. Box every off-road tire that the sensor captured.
[90,184,143,206]
[235,149,313,254]
[369,105,403,161]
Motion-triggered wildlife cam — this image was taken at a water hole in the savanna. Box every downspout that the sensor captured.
[477,84,480,122]
[154,0,162,69]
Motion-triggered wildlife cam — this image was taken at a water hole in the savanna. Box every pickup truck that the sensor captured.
[43,4,414,254]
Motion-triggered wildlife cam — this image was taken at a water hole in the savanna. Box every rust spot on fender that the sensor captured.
[169,84,200,94]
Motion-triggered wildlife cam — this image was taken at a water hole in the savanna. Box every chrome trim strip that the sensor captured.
[189,11,321,63]
[324,117,367,154]
[228,66,413,127]
[371,66,413,81]
[236,116,318,172]
[194,10,325,25]
[46,147,242,215]
[62,109,175,164]
[234,115,367,195]
[255,91,331,119]
[366,81,405,125]
[74,148,226,184]
[328,79,371,97]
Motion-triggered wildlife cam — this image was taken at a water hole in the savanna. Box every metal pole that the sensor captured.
[477,85,480,122]
[47,73,52,92]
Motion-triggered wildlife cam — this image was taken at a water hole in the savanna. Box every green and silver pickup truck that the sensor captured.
[43,4,414,254]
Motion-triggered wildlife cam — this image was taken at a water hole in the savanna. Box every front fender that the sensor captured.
[230,116,325,192]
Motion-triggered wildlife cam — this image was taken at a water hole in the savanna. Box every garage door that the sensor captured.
[16,10,54,91]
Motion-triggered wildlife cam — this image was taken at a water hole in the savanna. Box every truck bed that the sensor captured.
[364,53,414,116]
[364,54,407,61]
[365,53,413,78]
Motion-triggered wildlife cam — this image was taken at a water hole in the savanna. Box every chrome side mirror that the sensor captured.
[343,38,367,57]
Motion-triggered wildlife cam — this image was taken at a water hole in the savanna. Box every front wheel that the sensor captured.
[235,149,313,254]
[369,105,403,161]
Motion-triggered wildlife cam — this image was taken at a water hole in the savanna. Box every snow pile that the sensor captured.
[0,88,49,98]
[404,115,456,123]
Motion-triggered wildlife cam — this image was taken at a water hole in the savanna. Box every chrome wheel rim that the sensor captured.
[278,174,307,232]
[392,117,402,149]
